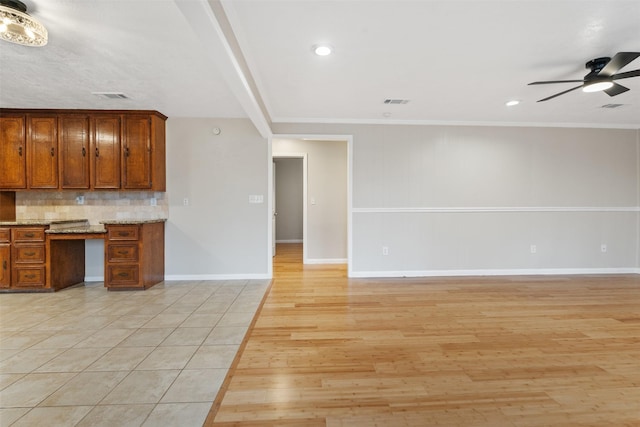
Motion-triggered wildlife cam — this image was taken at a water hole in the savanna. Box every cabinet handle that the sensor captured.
[24,232,35,238]
[82,147,86,157]
[2,260,6,270]
[125,147,130,157]
[50,147,55,157]
[18,146,23,156]
[95,147,100,157]
[24,251,36,256]
[117,250,129,255]
[117,272,129,277]
[117,232,130,237]
[25,274,36,279]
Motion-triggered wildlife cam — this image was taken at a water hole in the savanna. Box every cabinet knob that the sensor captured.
[50,147,55,157]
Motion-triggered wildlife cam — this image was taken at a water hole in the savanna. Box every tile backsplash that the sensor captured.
[16,191,168,225]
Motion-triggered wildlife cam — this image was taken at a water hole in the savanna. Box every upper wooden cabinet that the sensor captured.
[123,114,166,190]
[59,114,91,189]
[0,115,27,189]
[93,115,122,190]
[28,115,59,189]
[0,109,166,191]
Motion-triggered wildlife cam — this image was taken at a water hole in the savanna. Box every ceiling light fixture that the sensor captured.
[313,44,332,56]
[582,80,614,93]
[0,0,47,46]
[505,100,520,107]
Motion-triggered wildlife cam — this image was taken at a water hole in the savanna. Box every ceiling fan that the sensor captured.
[528,52,640,102]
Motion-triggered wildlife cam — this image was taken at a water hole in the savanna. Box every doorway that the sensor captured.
[269,135,351,277]
[273,155,306,261]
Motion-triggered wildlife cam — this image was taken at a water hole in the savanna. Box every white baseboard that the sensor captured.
[349,268,640,278]
[85,274,271,282]
[305,258,348,265]
[165,273,271,281]
[276,239,303,243]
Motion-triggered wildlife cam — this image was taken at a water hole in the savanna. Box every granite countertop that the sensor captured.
[0,219,88,226]
[100,219,167,225]
[45,225,107,234]
[1,218,167,231]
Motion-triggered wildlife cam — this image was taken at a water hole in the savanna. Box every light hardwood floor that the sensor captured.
[205,243,640,426]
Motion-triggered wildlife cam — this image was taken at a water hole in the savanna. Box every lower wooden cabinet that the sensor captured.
[104,221,164,290]
[6,226,47,290]
[0,229,10,288]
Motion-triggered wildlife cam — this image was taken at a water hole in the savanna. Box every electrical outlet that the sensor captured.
[600,244,607,253]
[183,198,189,206]
[530,244,537,254]
[75,195,85,205]
[150,197,157,206]
[382,246,389,256]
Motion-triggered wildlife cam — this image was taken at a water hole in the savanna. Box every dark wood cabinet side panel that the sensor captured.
[0,116,26,189]
[59,115,90,189]
[28,116,58,189]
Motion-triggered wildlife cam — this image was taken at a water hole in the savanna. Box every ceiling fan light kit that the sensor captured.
[528,52,640,102]
[0,0,47,47]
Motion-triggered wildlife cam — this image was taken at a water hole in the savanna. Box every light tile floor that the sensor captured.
[0,280,270,427]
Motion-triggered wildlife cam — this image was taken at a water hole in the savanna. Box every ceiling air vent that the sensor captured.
[92,92,130,100]
[600,103,625,109]
[383,99,410,104]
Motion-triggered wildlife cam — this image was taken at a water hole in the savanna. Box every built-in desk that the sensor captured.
[0,219,165,292]
[46,226,107,291]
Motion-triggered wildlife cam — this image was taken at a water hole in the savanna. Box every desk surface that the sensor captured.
[46,226,106,239]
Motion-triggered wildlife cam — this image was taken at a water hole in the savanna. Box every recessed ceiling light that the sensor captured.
[505,100,520,107]
[312,44,332,56]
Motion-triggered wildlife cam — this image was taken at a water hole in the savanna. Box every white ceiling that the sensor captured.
[1,0,639,129]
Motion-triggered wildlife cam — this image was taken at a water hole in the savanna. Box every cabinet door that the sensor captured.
[28,116,58,189]
[0,244,9,288]
[0,115,26,189]
[93,115,121,189]
[59,115,90,189]
[122,115,152,189]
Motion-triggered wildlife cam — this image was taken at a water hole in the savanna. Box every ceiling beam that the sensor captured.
[173,0,272,138]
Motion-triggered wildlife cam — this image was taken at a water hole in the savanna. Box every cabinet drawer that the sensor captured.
[14,244,45,263]
[0,229,9,243]
[107,244,139,262]
[107,226,139,241]
[107,265,139,286]
[13,228,45,242]
[13,266,46,288]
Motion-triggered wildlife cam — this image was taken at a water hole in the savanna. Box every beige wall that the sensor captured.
[274,123,639,276]
[165,117,269,278]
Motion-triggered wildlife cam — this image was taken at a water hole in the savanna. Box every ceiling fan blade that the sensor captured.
[599,52,640,76]
[604,83,630,97]
[612,69,640,80]
[536,84,584,102]
[528,80,583,85]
